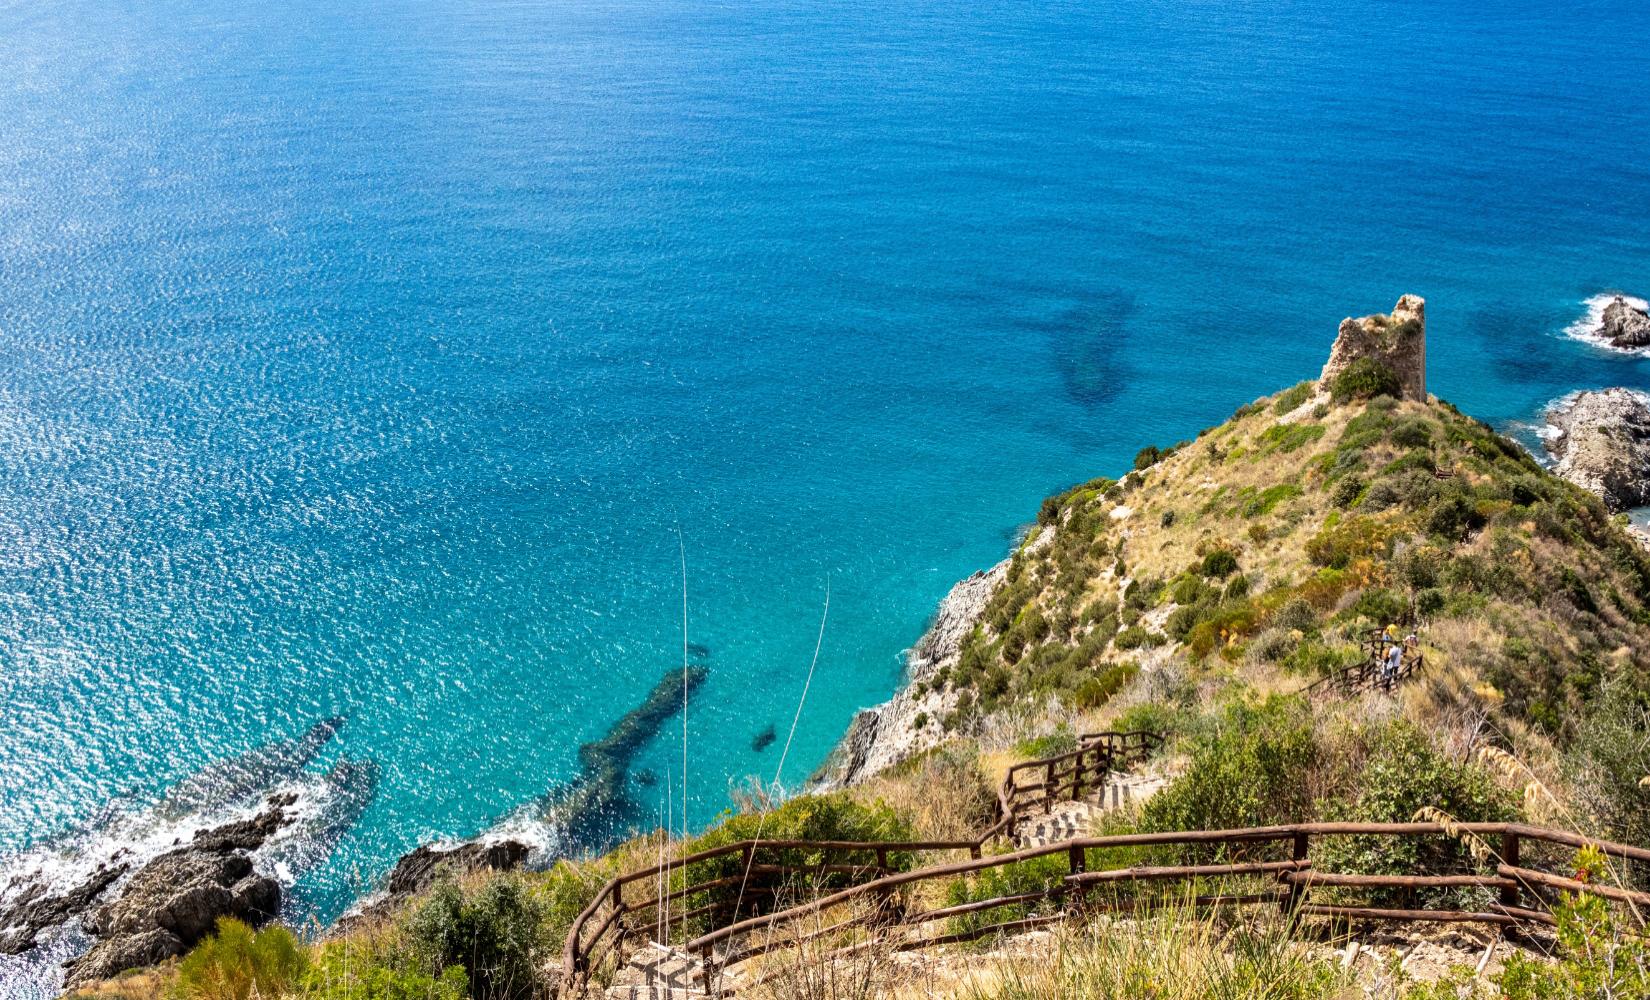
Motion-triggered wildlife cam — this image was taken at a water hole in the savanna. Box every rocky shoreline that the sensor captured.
[813,532,1052,789]
[1543,388,1650,513]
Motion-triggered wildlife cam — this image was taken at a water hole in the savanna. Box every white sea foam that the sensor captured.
[0,771,347,997]
[1562,293,1650,354]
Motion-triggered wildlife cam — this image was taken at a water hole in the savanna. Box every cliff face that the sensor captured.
[1545,388,1650,512]
[1320,294,1427,402]
[814,558,1011,788]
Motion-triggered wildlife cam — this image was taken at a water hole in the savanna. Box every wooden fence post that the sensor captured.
[1283,831,1309,918]
[1045,760,1056,813]
[1071,746,1086,802]
[1068,843,1087,911]
[1500,831,1521,912]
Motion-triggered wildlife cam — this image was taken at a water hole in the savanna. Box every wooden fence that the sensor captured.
[1304,629,1425,698]
[687,822,1650,996]
[562,730,1162,989]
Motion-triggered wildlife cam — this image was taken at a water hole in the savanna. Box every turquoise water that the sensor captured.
[3,0,1650,946]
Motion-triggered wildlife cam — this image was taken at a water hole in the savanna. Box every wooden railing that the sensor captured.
[562,730,1163,989]
[685,823,1650,996]
[1304,629,1425,698]
[995,731,1164,837]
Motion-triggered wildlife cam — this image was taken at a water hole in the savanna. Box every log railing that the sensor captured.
[1304,629,1425,698]
[563,730,1164,989]
[685,823,1650,996]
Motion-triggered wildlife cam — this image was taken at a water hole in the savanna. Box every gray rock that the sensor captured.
[1601,296,1650,349]
[382,839,533,899]
[1545,388,1650,512]
[0,862,129,954]
[330,838,532,937]
[1319,294,1428,402]
[62,802,289,988]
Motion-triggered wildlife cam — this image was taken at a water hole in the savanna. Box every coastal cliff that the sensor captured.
[814,558,1013,789]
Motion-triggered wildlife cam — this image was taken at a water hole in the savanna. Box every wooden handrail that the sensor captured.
[562,713,1650,998]
[679,822,1648,991]
[562,730,1165,987]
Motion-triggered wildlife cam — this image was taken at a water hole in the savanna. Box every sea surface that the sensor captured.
[3,0,1650,985]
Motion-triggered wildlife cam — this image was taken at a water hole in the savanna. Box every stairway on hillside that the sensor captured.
[605,942,713,1000]
[1013,771,1170,849]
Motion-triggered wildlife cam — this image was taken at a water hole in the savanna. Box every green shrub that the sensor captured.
[943,854,1069,935]
[1243,483,1303,517]
[1200,549,1239,578]
[682,793,915,919]
[1305,515,1396,569]
[1015,727,1079,760]
[1563,683,1650,848]
[1074,662,1140,709]
[1114,625,1163,650]
[1345,587,1406,626]
[1142,697,1318,840]
[1160,509,1176,528]
[1330,476,1364,509]
[1113,701,1179,738]
[1256,423,1326,456]
[1283,639,1364,677]
[1170,574,1207,606]
[1272,381,1314,415]
[174,918,306,1000]
[1390,416,1435,449]
[303,943,468,1000]
[1316,722,1511,908]
[408,875,547,1000]
[1271,597,1318,634]
[1329,358,1402,403]
[1496,848,1650,999]
[1133,445,1163,470]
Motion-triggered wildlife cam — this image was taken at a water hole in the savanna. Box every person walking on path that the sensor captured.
[1379,624,1402,691]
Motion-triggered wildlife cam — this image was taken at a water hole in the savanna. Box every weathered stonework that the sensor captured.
[1320,294,1427,402]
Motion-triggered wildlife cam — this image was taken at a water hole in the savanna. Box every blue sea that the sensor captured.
[2,0,1649,984]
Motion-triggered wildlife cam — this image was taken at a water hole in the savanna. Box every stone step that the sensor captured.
[610,942,712,995]
[605,986,712,1000]
[1013,773,1172,847]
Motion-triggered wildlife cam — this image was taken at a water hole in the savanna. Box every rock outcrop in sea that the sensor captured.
[63,800,289,987]
[1544,388,1650,512]
[1319,294,1427,402]
[1600,295,1650,349]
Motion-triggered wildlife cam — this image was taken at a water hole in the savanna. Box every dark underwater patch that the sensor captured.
[750,724,776,753]
[1023,289,1136,408]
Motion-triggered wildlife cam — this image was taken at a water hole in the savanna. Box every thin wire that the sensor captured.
[729,578,830,927]
[678,528,689,839]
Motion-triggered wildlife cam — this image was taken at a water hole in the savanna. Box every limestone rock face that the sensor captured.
[1601,296,1650,349]
[1319,295,1427,401]
[1545,388,1650,512]
[62,804,287,987]
[813,556,1014,789]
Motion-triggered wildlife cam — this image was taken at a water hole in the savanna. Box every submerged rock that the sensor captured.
[1600,296,1650,349]
[1545,388,1650,512]
[1319,294,1427,402]
[62,800,290,987]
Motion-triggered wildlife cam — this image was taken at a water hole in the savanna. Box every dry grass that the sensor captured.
[934,905,1357,1000]
[848,746,998,845]
[62,963,177,1000]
